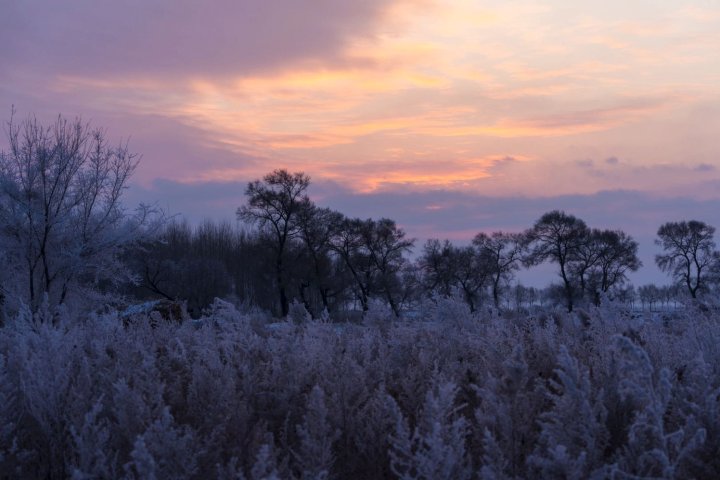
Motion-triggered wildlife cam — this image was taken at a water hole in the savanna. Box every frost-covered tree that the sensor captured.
[0,112,160,313]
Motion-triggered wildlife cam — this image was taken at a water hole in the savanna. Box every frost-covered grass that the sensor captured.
[1,298,719,479]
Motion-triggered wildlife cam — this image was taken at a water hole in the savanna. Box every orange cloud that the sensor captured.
[36,0,720,199]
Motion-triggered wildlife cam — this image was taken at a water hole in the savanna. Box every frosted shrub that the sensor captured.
[288,300,312,324]
[1,302,720,478]
[68,399,114,479]
[388,380,471,480]
[293,385,339,479]
[363,299,395,331]
[527,346,607,478]
[611,336,707,478]
[473,345,541,478]
[200,297,246,326]
[124,408,198,479]
[420,294,474,328]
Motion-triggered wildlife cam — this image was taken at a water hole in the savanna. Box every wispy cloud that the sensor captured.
[2,0,720,202]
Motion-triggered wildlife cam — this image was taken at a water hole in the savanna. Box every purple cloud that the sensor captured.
[0,0,391,78]
[694,163,716,172]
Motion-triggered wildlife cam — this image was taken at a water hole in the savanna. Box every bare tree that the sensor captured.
[526,211,588,312]
[0,112,159,313]
[638,284,661,311]
[473,231,527,308]
[131,219,239,317]
[419,239,490,312]
[451,245,491,313]
[329,216,373,312]
[360,218,414,317]
[587,229,641,303]
[329,217,413,316]
[568,228,641,305]
[419,239,456,296]
[569,228,603,298]
[655,220,718,298]
[237,169,311,317]
[295,205,344,316]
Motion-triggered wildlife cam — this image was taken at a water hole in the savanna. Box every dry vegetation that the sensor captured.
[1,297,719,479]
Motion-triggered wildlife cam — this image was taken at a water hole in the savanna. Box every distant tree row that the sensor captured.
[421,211,641,313]
[227,169,720,316]
[237,169,414,318]
[2,114,720,319]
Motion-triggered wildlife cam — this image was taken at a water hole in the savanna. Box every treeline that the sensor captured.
[125,170,720,318]
[1,114,719,320]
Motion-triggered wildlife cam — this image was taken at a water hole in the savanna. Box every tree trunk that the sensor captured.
[559,261,574,312]
[385,290,400,317]
[276,255,289,317]
[319,287,330,311]
[492,277,500,308]
[462,284,476,313]
[299,281,314,318]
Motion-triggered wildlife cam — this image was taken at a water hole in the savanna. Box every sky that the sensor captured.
[2,0,720,285]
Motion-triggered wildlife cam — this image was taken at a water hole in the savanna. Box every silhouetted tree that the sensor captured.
[600,231,638,289]
[330,216,373,312]
[134,219,192,302]
[360,218,414,317]
[569,228,604,298]
[237,169,311,316]
[638,284,661,311]
[295,205,344,316]
[526,211,588,312]
[328,217,414,316]
[576,229,642,305]
[419,239,457,297]
[130,219,250,316]
[473,231,527,307]
[451,245,491,313]
[418,240,490,312]
[655,220,718,298]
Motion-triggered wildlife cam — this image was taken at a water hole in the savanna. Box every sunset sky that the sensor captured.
[2,0,720,283]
